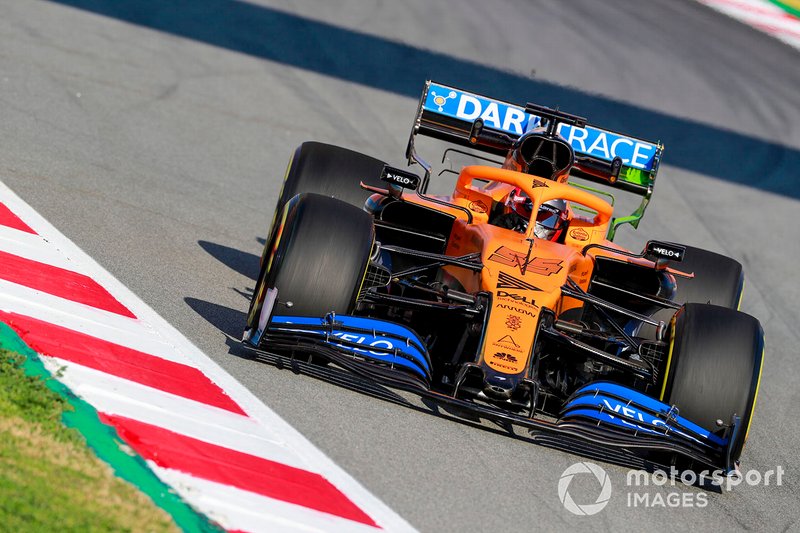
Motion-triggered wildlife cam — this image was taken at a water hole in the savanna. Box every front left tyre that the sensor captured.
[662,303,764,463]
[245,193,375,339]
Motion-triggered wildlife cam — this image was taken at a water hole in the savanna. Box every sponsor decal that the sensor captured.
[531,179,549,188]
[487,360,518,372]
[450,94,529,136]
[489,246,563,276]
[380,165,420,190]
[572,268,590,286]
[538,203,563,219]
[331,332,394,356]
[423,83,658,171]
[468,199,488,213]
[491,343,523,355]
[496,334,519,348]
[430,89,457,112]
[492,351,518,364]
[497,304,537,317]
[505,314,522,331]
[570,265,591,286]
[599,398,699,440]
[387,173,415,186]
[586,398,703,445]
[469,233,483,249]
[497,290,538,309]
[569,227,589,241]
[602,398,665,426]
[492,334,523,354]
[497,272,541,291]
[559,125,656,171]
[645,241,685,262]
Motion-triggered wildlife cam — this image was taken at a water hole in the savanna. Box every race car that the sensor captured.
[242,81,764,475]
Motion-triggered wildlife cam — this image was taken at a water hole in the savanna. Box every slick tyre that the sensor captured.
[261,142,386,267]
[276,141,387,213]
[266,193,374,317]
[672,245,744,308]
[663,303,764,462]
[644,245,744,338]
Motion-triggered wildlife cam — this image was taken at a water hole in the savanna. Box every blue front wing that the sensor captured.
[259,314,733,469]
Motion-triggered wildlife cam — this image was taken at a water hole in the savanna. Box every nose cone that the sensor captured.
[483,374,514,400]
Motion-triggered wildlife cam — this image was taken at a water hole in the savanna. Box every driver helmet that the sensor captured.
[506,187,568,241]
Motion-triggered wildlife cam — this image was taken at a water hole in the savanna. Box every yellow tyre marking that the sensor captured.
[744,342,766,443]
[659,316,677,401]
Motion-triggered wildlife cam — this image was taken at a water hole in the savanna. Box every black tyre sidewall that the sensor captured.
[267,193,374,317]
[673,245,744,308]
[279,141,387,210]
[261,141,386,266]
[642,245,744,339]
[665,303,764,461]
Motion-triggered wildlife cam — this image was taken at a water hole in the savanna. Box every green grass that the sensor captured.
[0,350,179,533]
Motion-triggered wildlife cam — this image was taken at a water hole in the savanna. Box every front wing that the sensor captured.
[243,313,740,474]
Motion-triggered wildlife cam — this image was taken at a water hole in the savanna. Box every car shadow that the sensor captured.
[185,297,246,339]
[198,240,260,280]
[50,0,800,200]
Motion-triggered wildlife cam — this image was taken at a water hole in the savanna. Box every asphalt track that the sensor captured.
[1,0,799,531]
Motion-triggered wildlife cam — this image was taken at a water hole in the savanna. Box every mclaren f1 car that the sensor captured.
[242,81,764,475]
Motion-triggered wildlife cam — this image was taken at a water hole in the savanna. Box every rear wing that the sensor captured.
[406,81,664,238]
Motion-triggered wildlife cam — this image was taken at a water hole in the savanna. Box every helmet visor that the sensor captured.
[509,190,533,218]
[536,205,565,230]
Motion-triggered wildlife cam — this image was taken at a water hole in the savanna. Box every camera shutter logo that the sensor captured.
[558,462,612,516]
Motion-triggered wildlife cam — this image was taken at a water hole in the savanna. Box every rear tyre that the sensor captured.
[261,142,386,266]
[671,245,744,308]
[663,303,764,462]
[277,141,387,211]
[642,245,744,338]
[266,193,374,317]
